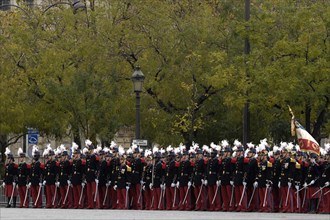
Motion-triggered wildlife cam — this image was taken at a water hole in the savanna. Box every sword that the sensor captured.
[125,186,130,209]
[34,184,43,206]
[52,184,58,206]
[248,185,257,208]
[195,184,203,205]
[263,185,269,207]
[137,183,143,204]
[172,186,177,208]
[9,183,17,205]
[103,183,110,206]
[302,188,307,208]
[311,185,328,197]
[158,187,164,209]
[79,183,85,205]
[182,185,191,204]
[94,181,99,202]
[23,185,29,207]
[324,190,330,196]
[239,184,247,206]
[229,185,235,207]
[63,184,71,205]
[285,184,291,206]
[296,186,299,209]
[211,184,220,205]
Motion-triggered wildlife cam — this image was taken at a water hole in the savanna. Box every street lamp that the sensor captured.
[131,66,145,139]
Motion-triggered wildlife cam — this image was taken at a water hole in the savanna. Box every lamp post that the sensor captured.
[131,66,145,140]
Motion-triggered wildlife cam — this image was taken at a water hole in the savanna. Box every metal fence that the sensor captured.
[0,180,46,208]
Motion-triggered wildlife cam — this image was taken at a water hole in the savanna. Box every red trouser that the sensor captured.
[235,185,247,212]
[280,186,294,213]
[272,187,280,212]
[18,185,28,208]
[247,186,259,211]
[130,183,142,209]
[221,185,233,211]
[143,189,152,210]
[86,181,96,209]
[117,188,127,209]
[165,186,176,210]
[208,185,221,211]
[60,185,72,208]
[5,184,17,197]
[319,188,330,213]
[194,185,206,210]
[30,185,42,208]
[45,185,55,208]
[72,184,82,208]
[111,187,118,209]
[98,185,106,209]
[179,186,191,210]
[152,187,163,210]
[258,187,271,212]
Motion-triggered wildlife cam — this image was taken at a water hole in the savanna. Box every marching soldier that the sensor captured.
[318,148,329,214]
[71,146,86,209]
[151,152,165,210]
[114,153,132,209]
[164,148,178,210]
[305,153,320,213]
[43,147,57,208]
[143,152,153,210]
[255,149,273,212]
[206,148,221,211]
[3,148,18,208]
[220,146,234,211]
[129,146,144,209]
[59,150,73,208]
[278,146,296,213]
[271,147,282,212]
[233,144,249,212]
[192,149,206,211]
[29,146,44,208]
[97,149,109,209]
[109,146,120,209]
[246,145,258,212]
[17,148,30,208]
[84,141,100,209]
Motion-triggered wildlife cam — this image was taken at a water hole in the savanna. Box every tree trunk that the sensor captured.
[305,103,311,133]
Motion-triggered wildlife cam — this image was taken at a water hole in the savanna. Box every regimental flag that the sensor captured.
[289,106,320,155]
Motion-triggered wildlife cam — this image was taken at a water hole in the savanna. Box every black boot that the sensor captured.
[6,197,11,208]
[13,197,17,208]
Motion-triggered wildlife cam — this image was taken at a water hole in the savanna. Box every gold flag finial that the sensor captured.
[288,105,295,119]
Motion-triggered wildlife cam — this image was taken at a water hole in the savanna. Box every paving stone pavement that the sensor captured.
[0,208,329,220]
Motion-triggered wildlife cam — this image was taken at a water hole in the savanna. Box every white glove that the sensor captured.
[161,184,165,190]
[27,182,32,189]
[81,182,85,188]
[149,183,153,189]
[310,180,315,185]
[266,183,270,188]
[43,180,46,186]
[106,182,110,187]
[95,179,99,184]
[288,181,292,188]
[176,182,180,188]
[204,180,208,186]
[230,181,234,186]
[188,181,192,187]
[216,180,221,186]
[2,183,5,188]
[67,180,71,186]
[303,182,308,188]
[39,182,43,187]
[253,181,258,188]
[278,182,281,188]
[295,185,299,190]
[325,182,329,187]
[113,185,117,191]
[171,182,176,188]
[310,158,315,164]
[142,185,146,191]
[55,182,60,187]
[243,181,247,186]
[140,180,145,185]
[201,179,205,185]
[126,185,130,190]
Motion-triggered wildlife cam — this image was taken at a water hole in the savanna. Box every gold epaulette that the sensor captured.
[126,165,132,172]
[290,158,296,163]
[267,161,273,168]
[295,162,301,169]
